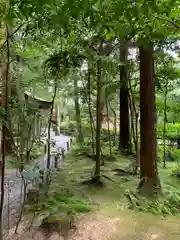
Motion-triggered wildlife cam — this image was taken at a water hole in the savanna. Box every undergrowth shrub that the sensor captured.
[144,191,180,215]
[101,128,118,143]
[171,164,180,177]
[60,121,77,136]
[71,143,93,157]
[27,186,91,216]
[157,145,180,163]
[157,123,180,141]
[125,190,180,216]
[173,149,180,162]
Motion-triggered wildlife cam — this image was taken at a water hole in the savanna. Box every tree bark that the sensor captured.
[74,76,84,143]
[94,41,103,182]
[0,52,13,155]
[46,77,58,184]
[109,101,117,146]
[55,103,60,135]
[119,42,130,154]
[87,68,95,156]
[163,79,168,168]
[138,44,161,196]
[0,25,10,240]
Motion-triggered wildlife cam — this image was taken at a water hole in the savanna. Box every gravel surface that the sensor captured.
[1,134,72,236]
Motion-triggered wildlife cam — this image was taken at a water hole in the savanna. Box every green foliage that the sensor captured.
[171,164,180,178]
[101,128,117,142]
[2,0,180,229]
[70,142,93,158]
[5,156,17,169]
[44,49,85,75]
[158,122,180,139]
[157,146,180,162]
[60,121,77,136]
[126,190,180,216]
[142,192,180,215]
[172,149,180,162]
[28,186,90,216]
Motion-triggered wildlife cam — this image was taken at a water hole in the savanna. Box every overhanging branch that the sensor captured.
[0,24,24,50]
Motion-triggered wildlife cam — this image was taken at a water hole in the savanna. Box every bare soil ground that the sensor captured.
[6,207,180,240]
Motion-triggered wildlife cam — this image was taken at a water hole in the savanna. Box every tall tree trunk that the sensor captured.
[163,79,168,168]
[128,77,139,172]
[0,25,9,240]
[74,76,84,143]
[109,101,117,146]
[138,44,161,196]
[119,42,130,154]
[0,31,13,155]
[46,78,58,184]
[105,80,112,156]
[87,68,95,156]
[94,41,103,182]
[55,103,60,135]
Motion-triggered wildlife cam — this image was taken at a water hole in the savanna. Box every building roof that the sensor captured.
[24,91,52,109]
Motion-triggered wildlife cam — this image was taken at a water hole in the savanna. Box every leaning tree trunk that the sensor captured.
[119,42,130,154]
[138,44,161,196]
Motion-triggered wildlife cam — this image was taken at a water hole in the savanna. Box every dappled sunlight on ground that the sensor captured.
[8,207,180,240]
[68,210,180,240]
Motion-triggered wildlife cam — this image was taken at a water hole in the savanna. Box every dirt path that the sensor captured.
[67,210,180,240]
[7,208,180,240]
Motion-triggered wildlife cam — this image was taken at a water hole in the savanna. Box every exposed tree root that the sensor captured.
[102,155,116,162]
[81,177,104,187]
[138,177,161,197]
[112,168,137,176]
[124,191,140,209]
[101,174,118,183]
[83,153,104,165]
[81,174,120,189]
[84,153,95,160]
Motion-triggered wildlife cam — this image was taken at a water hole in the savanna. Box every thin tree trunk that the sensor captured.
[138,44,161,196]
[119,42,130,154]
[94,41,103,182]
[87,68,95,156]
[83,69,104,162]
[109,101,116,146]
[105,82,112,156]
[129,100,135,153]
[55,103,60,135]
[163,79,168,168]
[46,78,58,184]
[74,76,84,143]
[128,77,139,171]
[0,25,10,240]
[135,113,139,167]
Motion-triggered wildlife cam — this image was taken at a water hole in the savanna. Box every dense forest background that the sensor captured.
[0,0,180,239]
